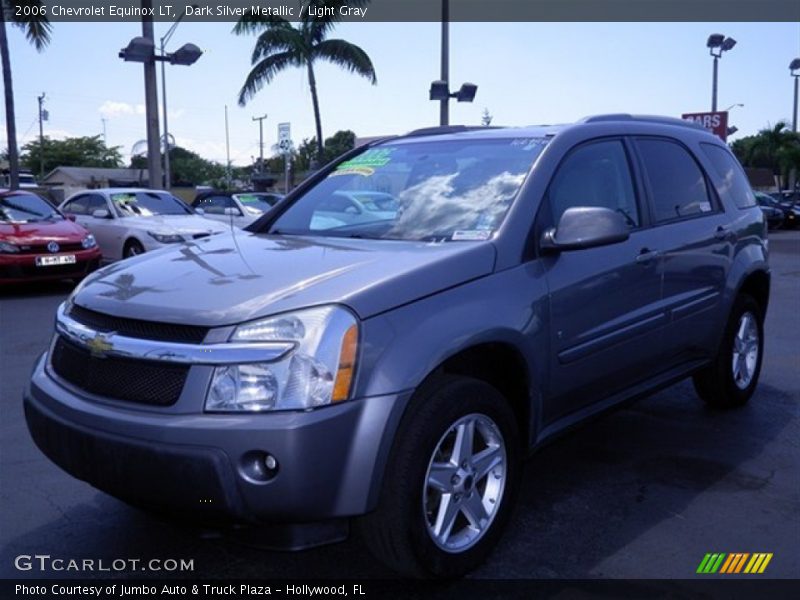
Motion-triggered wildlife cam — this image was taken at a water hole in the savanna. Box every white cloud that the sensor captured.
[98,100,137,118]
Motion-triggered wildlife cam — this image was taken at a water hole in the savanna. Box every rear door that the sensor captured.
[632,137,733,364]
[540,138,666,422]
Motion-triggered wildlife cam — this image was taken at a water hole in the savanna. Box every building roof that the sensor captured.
[43,166,149,185]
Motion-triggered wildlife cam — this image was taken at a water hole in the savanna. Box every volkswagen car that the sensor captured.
[0,190,100,284]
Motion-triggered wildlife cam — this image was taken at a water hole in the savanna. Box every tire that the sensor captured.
[693,294,764,408]
[123,239,145,259]
[358,375,520,578]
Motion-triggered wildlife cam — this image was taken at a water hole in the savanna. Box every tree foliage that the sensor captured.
[21,135,122,174]
[730,121,800,186]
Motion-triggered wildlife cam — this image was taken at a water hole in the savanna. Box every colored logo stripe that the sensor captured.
[697,552,773,574]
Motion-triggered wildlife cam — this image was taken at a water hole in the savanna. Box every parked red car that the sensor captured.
[0,190,101,284]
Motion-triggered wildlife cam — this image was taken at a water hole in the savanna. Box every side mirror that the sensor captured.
[541,206,629,252]
[92,209,111,219]
[194,207,205,216]
[223,207,242,217]
[65,214,77,222]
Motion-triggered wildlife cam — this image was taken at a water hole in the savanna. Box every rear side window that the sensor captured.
[637,139,714,222]
[547,139,640,228]
[700,143,756,208]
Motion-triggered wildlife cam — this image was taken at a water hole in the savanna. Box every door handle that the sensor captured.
[714,226,733,241]
[636,248,660,264]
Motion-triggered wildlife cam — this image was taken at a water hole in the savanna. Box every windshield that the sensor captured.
[268,138,547,241]
[0,193,61,223]
[234,193,280,215]
[111,191,191,217]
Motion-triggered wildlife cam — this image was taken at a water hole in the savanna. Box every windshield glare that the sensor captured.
[234,194,279,214]
[0,193,61,223]
[112,192,191,217]
[269,138,547,241]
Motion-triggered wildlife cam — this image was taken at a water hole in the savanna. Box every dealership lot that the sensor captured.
[1,231,798,579]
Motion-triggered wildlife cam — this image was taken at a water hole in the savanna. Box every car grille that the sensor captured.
[50,336,188,406]
[68,304,208,343]
[19,242,84,254]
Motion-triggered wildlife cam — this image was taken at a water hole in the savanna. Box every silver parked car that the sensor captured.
[27,116,769,578]
[60,188,228,260]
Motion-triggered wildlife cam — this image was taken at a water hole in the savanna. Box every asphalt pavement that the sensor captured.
[1,231,798,580]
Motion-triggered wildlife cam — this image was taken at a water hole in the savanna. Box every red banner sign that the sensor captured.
[681,111,729,141]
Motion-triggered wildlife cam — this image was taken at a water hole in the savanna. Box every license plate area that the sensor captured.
[36,255,76,267]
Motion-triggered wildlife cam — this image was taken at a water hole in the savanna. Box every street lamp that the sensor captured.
[790,58,800,132]
[119,12,202,189]
[707,33,736,112]
[724,103,744,112]
[429,81,478,121]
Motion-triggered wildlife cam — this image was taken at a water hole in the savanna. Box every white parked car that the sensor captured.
[59,188,228,261]
[190,190,284,229]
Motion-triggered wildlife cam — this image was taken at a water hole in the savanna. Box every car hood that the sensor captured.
[122,214,229,235]
[0,218,88,244]
[72,232,496,325]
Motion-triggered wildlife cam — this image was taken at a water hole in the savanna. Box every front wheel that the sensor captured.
[123,239,145,259]
[358,376,520,578]
[693,294,764,408]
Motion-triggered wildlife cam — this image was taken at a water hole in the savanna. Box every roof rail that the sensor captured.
[405,125,500,137]
[580,114,706,131]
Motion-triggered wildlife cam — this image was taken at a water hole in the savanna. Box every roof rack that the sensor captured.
[580,114,706,131]
[405,125,500,137]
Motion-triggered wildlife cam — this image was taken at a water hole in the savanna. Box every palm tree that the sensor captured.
[745,122,800,188]
[234,1,376,160]
[1,1,51,190]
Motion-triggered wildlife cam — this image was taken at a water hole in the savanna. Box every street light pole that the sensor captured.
[440,0,449,126]
[790,59,800,133]
[141,1,162,190]
[252,114,268,173]
[711,54,719,112]
[160,8,192,190]
[706,34,736,113]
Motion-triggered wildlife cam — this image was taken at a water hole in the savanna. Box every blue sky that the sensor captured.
[5,21,799,166]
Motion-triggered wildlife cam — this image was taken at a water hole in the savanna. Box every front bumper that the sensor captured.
[24,353,409,523]
[0,248,101,283]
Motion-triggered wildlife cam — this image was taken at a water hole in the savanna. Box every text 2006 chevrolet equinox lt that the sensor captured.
[25,115,769,578]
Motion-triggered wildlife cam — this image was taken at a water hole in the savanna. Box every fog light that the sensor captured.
[240,451,279,483]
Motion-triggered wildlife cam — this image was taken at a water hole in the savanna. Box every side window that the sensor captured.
[85,194,108,216]
[548,140,640,228]
[700,143,756,209]
[637,139,714,222]
[63,195,88,215]
[199,195,233,215]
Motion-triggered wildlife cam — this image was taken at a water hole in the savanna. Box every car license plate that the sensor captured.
[35,255,76,267]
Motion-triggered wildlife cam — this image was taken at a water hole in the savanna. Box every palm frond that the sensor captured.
[313,39,377,84]
[303,1,370,44]
[250,26,306,64]
[232,8,291,36]
[237,50,300,106]
[9,0,51,51]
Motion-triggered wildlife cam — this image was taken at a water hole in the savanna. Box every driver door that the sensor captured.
[539,138,666,423]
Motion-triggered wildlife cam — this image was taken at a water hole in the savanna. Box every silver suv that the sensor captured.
[25,115,769,578]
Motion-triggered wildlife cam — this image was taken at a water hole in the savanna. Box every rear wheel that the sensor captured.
[123,239,145,259]
[359,375,520,578]
[693,294,764,408]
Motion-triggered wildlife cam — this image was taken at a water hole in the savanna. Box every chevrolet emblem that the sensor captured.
[86,333,113,357]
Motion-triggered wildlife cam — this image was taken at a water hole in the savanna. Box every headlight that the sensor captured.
[147,231,184,243]
[81,234,97,249]
[0,241,20,253]
[205,306,358,413]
